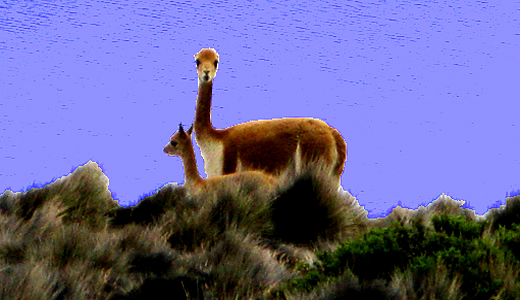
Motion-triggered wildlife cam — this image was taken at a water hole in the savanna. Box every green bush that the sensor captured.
[431,214,483,240]
[283,215,509,299]
[496,223,520,262]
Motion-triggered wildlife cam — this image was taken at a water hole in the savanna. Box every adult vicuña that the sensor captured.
[193,48,347,186]
[163,123,278,199]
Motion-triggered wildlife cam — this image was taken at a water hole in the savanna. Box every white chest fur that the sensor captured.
[195,137,224,177]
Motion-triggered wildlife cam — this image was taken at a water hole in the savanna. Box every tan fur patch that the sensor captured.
[195,136,224,177]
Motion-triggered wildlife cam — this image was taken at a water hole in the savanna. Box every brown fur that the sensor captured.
[221,118,341,175]
[193,48,347,186]
[331,127,347,177]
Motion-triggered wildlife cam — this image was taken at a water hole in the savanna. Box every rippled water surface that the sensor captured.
[1,1,519,217]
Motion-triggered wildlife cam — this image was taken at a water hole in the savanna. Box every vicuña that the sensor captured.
[164,123,278,199]
[193,48,347,187]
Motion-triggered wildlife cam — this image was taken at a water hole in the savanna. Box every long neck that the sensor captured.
[194,81,216,136]
[181,142,204,186]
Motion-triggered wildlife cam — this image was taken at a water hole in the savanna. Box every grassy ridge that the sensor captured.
[1,161,520,299]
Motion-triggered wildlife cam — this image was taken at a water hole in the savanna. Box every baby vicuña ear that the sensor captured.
[187,123,193,135]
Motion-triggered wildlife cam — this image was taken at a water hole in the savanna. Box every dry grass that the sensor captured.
[1,161,520,299]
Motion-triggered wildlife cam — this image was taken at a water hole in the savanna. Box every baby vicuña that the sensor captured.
[164,123,278,199]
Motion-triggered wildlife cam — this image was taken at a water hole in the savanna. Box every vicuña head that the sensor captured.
[164,122,277,199]
[192,48,347,188]
[194,48,219,85]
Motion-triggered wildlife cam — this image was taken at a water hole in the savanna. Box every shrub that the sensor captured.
[283,215,507,299]
[270,171,366,246]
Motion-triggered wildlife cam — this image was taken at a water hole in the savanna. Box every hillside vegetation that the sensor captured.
[1,161,520,299]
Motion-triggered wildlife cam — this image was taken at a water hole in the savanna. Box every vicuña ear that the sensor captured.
[187,123,193,135]
[178,122,184,133]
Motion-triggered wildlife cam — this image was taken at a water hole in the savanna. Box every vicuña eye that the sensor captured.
[195,59,200,66]
[214,60,218,68]
[170,141,177,147]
